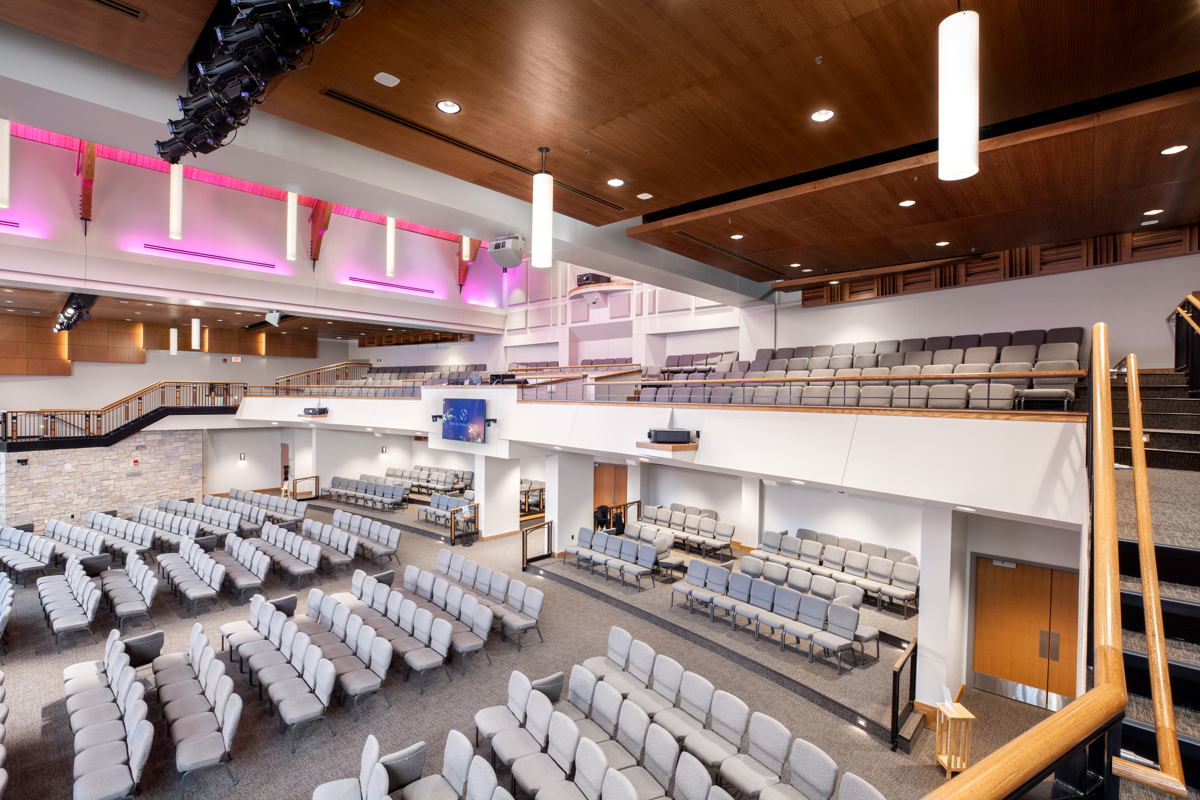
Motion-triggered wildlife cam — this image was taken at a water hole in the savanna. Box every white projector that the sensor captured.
[489,236,527,270]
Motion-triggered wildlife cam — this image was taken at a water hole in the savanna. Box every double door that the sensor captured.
[972,556,1078,708]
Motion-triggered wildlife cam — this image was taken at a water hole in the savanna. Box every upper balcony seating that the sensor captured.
[332,510,402,565]
[202,495,267,534]
[368,364,489,387]
[510,361,560,369]
[579,357,634,366]
[158,499,243,539]
[328,477,409,510]
[228,489,308,526]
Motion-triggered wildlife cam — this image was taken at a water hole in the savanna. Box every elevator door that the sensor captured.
[972,557,1078,708]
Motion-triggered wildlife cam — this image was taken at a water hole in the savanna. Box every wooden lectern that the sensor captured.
[935,702,975,778]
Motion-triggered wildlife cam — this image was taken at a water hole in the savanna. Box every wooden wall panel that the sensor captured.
[263,332,317,359]
[67,320,146,364]
[0,317,71,375]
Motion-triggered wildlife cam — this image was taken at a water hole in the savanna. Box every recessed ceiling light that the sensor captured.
[118,299,127,303]
[898,200,916,207]
[4,309,12,313]
[302,326,308,330]
[935,241,950,246]
[789,263,801,268]
[606,178,625,188]
[1160,145,1188,155]
[811,109,835,122]
[955,505,977,513]
[124,318,131,321]
[829,280,839,285]
[373,72,400,87]
[1144,209,1164,216]
[436,100,462,114]
[3,300,10,304]
[387,328,393,331]
[636,192,653,200]
[134,311,142,315]
[730,234,744,240]
[216,319,223,322]
[326,321,333,325]
[2,289,12,293]
[1141,219,1159,226]
[145,303,153,306]
[801,268,813,273]
[234,312,242,315]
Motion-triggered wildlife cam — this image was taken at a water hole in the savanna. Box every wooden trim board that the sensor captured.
[636,440,698,451]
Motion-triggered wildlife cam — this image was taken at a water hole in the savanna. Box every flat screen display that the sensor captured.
[442,398,486,443]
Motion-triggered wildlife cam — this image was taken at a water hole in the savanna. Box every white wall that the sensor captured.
[759,254,1200,368]
[412,439,476,471]
[504,342,560,364]
[645,327,739,365]
[646,464,740,519]
[313,429,415,485]
[349,335,504,370]
[576,338,634,361]
[203,427,283,494]
[0,338,350,409]
[762,483,923,558]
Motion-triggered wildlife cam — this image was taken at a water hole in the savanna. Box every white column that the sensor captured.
[544,452,594,552]
[625,462,643,511]
[737,476,763,548]
[474,454,520,537]
[915,505,968,704]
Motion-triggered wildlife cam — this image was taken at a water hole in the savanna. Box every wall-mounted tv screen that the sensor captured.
[442,398,487,443]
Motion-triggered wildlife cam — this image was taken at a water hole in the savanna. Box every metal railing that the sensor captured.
[1172,294,1200,394]
[291,475,319,500]
[1,381,246,441]
[597,500,642,529]
[522,520,554,570]
[274,360,371,386]
[245,383,423,398]
[891,639,918,752]
[510,362,639,373]
[520,488,545,516]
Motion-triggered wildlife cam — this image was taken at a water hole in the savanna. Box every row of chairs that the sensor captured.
[210,534,271,603]
[328,477,409,510]
[637,508,736,558]
[431,550,546,648]
[332,510,402,564]
[581,357,634,365]
[82,511,154,556]
[66,630,154,800]
[229,488,308,525]
[203,494,267,532]
[44,519,106,562]
[729,341,1079,375]
[745,542,920,616]
[0,575,11,662]
[332,571,493,675]
[653,503,719,521]
[509,360,560,368]
[736,558,867,610]
[0,526,54,583]
[98,553,159,632]
[310,733,421,799]
[158,540,227,615]
[371,363,487,377]
[248,523,321,585]
[130,506,202,549]
[565,528,672,589]
[419,494,475,529]
[159,499,242,538]
[151,623,243,792]
[386,465,474,492]
[615,525,686,574]
[38,556,102,650]
[747,327,1083,364]
[660,350,739,374]
[639,380,1029,410]
[300,519,360,574]
[674,565,875,672]
[753,530,915,565]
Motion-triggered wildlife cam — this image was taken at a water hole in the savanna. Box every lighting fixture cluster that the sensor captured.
[156,0,365,162]
[52,293,97,334]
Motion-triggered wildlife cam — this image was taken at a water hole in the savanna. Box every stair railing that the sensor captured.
[1172,294,1200,394]
[1110,354,1187,795]
[890,638,918,752]
[274,360,372,387]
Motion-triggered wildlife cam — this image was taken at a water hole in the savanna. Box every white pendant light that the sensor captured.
[530,146,553,269]
[937,9,980,181]
[461,235,471,261]
[168,162,184,239]
[190,318,201,350]
[385,215,396,277]
[285,191,298,261]
[0,118,9,210]
[169,327,179,355]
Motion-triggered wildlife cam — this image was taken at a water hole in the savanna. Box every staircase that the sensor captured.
[1115,369,1200,790]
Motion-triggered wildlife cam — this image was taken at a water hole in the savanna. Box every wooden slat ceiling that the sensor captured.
[626,89,1200,282]
[0,286,434,341]
[0,0,218,79]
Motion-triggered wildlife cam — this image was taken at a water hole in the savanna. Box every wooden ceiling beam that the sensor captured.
[772,256,973,291]
[308,199,333,262]
[77,141,96,228]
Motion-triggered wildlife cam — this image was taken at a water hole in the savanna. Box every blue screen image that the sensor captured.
[442,398,486,443]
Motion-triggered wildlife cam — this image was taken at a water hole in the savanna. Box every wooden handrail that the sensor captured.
[923,322,1125,799]
[1176,306,1200,337]
[1110,355,1188,796]
[893,637,918,673]
[576,370,1085,386]
[511,363,640,372]
[274,360,371,382]
[1187,293,1200,311]
[7,381,247,415]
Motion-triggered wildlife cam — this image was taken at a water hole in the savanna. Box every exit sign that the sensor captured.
[231,357,242,363]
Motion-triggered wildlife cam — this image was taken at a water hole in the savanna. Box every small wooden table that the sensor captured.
[935,702,975,778]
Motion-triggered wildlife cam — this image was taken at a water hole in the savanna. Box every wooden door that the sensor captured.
[973,557,1078,704]
[593,464,628,509]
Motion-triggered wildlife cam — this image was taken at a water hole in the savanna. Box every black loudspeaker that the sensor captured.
[576,272,612,287]
[647,428,692,444]
[302,407,329,416]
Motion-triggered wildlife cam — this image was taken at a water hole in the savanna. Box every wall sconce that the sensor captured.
[238,453,246,461]
[431,414,443,422]
[485,418,498,427]
[380,445,388,454]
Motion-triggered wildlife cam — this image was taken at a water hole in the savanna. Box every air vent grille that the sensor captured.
[88,0,145,20]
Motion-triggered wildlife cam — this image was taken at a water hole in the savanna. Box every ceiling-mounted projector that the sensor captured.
[489,235,527,270]
[265,311,282,327]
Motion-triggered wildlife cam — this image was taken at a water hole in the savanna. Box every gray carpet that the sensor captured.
[0,517,1042,800]
[1123,629,1200,668]
[1117,468,1200,549]
[1121,574,1200,605]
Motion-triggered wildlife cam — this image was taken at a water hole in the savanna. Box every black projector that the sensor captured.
[576,272,612,287]
[302,407,329,416]
[647,428,692,444]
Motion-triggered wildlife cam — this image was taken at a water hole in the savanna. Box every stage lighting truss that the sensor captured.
[156,0,366,163]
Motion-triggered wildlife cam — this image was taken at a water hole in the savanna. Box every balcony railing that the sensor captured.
[274,360,372,387]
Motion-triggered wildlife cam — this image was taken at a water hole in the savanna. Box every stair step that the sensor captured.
[1122,574,1200,605]
[1115,429,1200,453]
[1116,446,1200,471]
[1112,386,1193,399]
[1133,371,1191,387]
[1114,412,1200,432]
[1117,468,1200,549]
[1134,398,1200,414]
[1126,693,1200,740]
[1122,590,1200,649]
[1125,629,1200,671]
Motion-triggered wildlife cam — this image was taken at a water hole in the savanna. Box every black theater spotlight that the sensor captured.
[51,293,98,334]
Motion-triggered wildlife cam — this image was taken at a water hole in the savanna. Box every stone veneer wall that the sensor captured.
[0,430,203,529]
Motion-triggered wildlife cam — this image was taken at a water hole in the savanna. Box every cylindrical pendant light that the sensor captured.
[937,10,980,181]
[168,162,184,239]
[190,318,201,350]
[530,146,553,269]
[0,118,10,210]
[285,191,298,261]
[169,327,179,355]
[385,215,396,277]
[461,235,472,261]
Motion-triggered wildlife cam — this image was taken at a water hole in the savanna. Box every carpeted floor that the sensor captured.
[0,517,1046,800]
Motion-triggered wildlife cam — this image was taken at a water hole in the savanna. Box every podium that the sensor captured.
[935,702,975,778]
